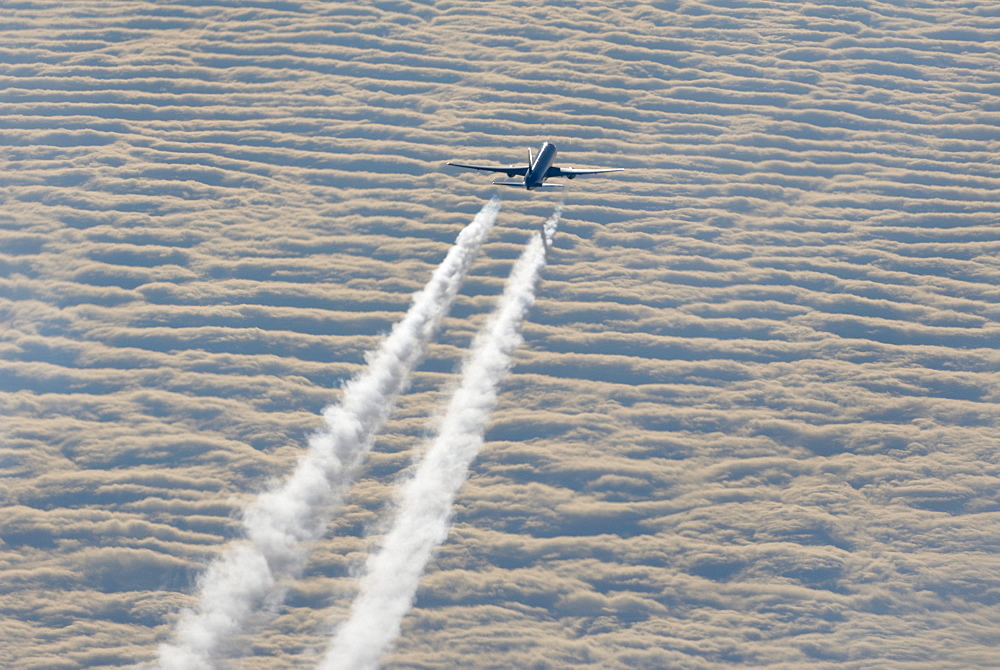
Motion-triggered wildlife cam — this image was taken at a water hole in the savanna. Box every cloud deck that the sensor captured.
[1,1,999,668]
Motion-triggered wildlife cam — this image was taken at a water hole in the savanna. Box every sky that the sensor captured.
[2,0,999,668]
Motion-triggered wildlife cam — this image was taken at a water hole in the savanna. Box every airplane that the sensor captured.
[447,142,623,190]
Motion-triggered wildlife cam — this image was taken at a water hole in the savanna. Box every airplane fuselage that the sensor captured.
[525,142,558,190]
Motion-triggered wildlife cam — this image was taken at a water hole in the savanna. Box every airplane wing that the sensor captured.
[545,166,624,178]
[448,162,530,176]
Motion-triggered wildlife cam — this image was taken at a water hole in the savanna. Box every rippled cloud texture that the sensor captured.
[2,1,999,668]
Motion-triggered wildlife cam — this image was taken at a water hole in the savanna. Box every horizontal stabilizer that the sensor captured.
[492,181,527,187]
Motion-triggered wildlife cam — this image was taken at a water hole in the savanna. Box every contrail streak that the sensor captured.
[318,208,560,670]
[157,199,500,670]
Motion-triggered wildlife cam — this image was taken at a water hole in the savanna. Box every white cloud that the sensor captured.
[2,0,999,668]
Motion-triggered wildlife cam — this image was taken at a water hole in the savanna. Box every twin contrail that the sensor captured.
[319,208,561,670]
[158,199,500,670]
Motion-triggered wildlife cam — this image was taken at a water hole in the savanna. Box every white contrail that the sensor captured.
[157,199,500,670]
[318,207,560,670]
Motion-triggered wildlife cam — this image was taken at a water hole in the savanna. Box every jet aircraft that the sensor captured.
[448,142,623,190]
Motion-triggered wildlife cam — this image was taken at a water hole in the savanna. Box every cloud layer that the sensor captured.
[1,1,999,668]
